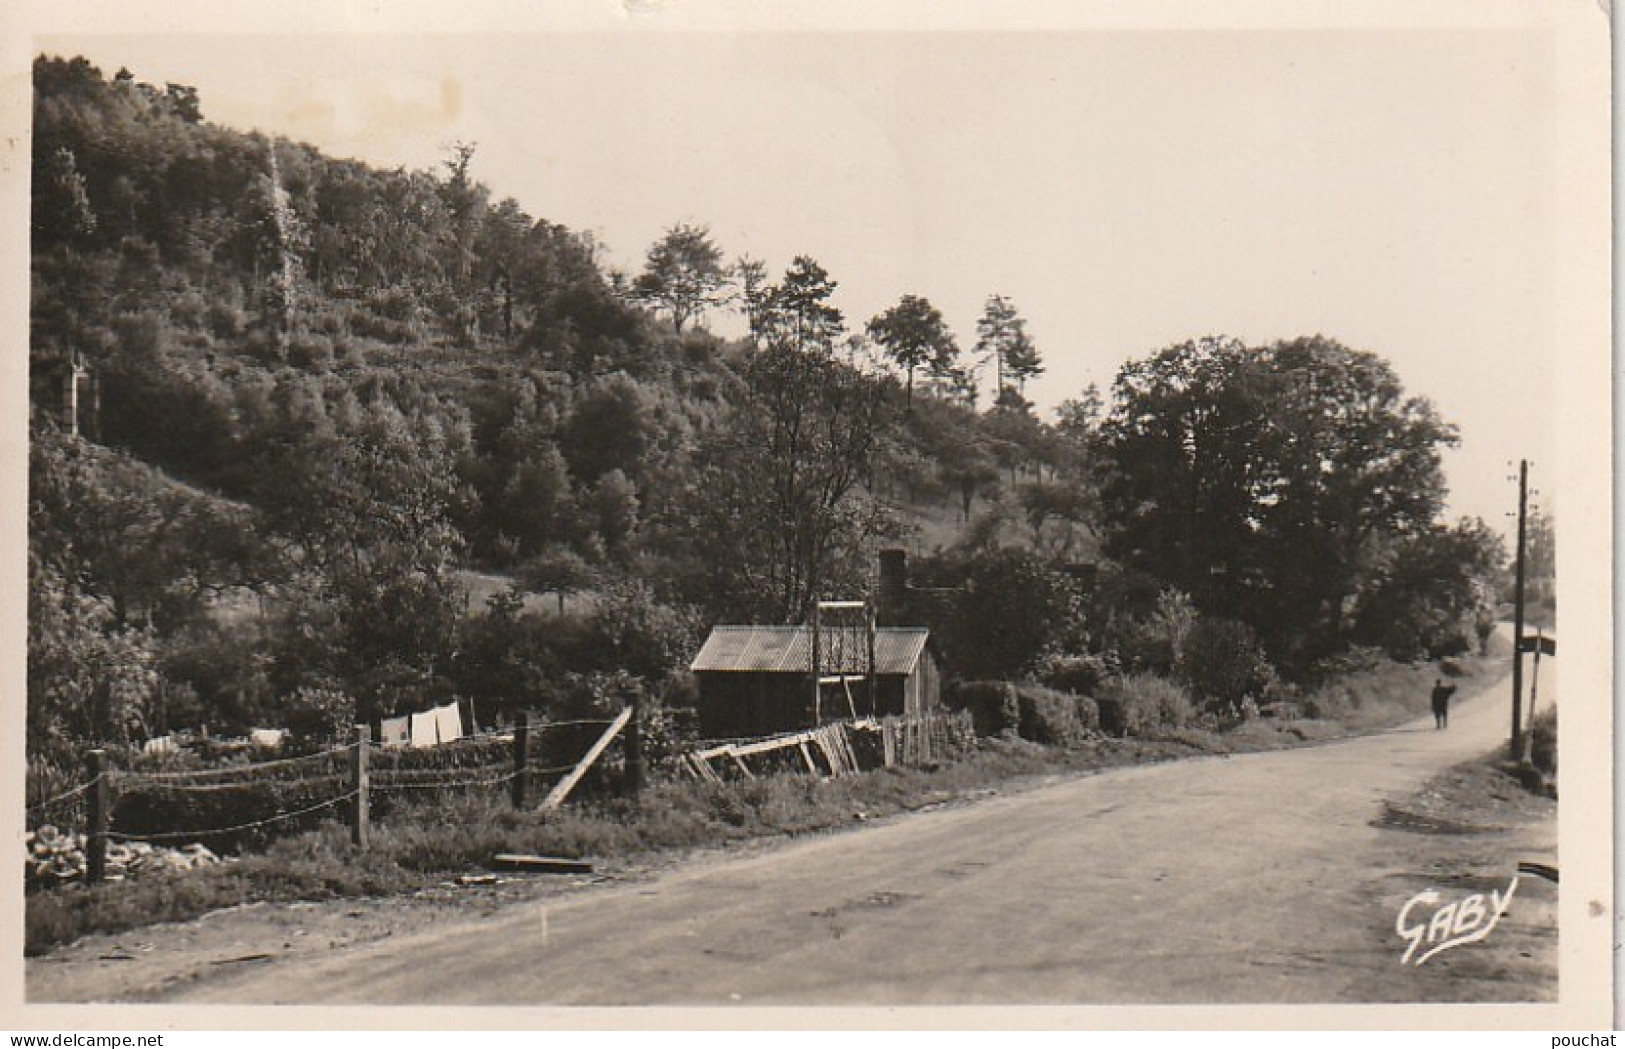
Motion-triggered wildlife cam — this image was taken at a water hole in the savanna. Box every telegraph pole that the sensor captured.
[1509,459,1528,759]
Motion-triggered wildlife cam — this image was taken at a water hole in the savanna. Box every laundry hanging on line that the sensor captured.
[433,701,463,744]
[248,727,287,748]
[380,716,410,748]
[409,710,438,748]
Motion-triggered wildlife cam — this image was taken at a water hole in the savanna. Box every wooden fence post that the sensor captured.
[541,707,633,810]
[349,723,369,849]
[85,749,108,885]
[511,712,530,809]
[624,694,646,796]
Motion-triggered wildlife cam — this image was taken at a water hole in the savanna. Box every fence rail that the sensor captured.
[677,711,973,783]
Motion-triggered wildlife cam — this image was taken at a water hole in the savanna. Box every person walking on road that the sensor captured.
[1430,678,1457,729]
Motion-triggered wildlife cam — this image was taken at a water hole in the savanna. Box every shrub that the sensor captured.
[946,680,1020,737]
[1014,684,1095,746]
[1529,707,1557,775]
[1037,653,1114,697]
[1095,673,1193,736]
[1115,589,1196,675]
[1306,645,1388,686]
[1177,617,1275,710]
[282,686,355,745]
[349,309,418,345]
[286,333,335,372]
[109,758,351,854]
[207,301,247,340]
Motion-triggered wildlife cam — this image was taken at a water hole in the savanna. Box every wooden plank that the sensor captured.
[812,730,836,776]
[838,724,861,773]
[729,751,755,779]
[730,729,820,758]
[830,726,853,775]
[492,853,594,874]
[798,740,820,774]
[540,706,633,810]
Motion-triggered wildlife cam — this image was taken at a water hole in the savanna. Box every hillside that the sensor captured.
[30,52,1505,779]
[28,54,1097,751]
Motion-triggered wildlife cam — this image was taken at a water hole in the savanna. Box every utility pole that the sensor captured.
[1510,459,1528,759]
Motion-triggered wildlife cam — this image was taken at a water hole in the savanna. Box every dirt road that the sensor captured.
[97,664,1550,1007]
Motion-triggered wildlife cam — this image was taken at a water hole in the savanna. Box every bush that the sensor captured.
[1306,645,1388,686]
[1529,707,1557,775]
[286,333,335,372]
[1115,589,1196,675]
[1177,617,1275,710]
[282,686,355,745]
[1037,653,1114,697]
[109,751,353,854]
[946,680,1020,737]
[1095,673,1193,736]
[1014,684,1096,746]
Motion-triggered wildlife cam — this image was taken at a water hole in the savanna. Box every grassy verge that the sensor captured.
[26,650,1506,957]
[25,734,1214,956]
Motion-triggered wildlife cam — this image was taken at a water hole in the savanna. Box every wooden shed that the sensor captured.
[689,625,941,739]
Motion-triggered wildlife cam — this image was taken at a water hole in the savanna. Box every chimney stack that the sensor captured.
[877,548,908,625]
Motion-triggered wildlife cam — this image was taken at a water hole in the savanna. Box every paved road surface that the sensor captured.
[162,667,1537,1006]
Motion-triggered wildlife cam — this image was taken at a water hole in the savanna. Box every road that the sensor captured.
[144,661,1551,1007]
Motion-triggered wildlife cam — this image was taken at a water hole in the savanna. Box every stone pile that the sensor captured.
[26,825,222,888]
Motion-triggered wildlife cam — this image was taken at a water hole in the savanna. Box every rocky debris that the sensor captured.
[26,825,222,888]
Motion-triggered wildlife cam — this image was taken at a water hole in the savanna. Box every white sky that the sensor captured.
[29,2,1612,537]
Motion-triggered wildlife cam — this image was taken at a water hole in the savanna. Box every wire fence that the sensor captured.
[27,711,636,885]
[28,709,968,888]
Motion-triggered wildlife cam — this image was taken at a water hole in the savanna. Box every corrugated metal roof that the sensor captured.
[691,625,930,675]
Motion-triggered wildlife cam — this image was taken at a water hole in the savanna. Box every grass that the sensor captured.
[24,735,1201,956]
[26,649,1506,956]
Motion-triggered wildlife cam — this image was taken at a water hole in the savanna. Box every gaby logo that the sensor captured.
[1396,876,1519,966]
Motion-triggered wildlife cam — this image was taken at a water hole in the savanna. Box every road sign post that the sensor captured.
[1509,459,1528,758]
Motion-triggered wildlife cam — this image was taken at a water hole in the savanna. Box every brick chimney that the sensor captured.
[877,548,908,626]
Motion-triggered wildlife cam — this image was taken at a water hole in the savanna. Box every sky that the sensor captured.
[30,3,1612,538]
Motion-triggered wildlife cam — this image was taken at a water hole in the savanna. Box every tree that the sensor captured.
[1522,507,1556,622]
[29,553,159,763]
[1352,518,1506,661]
[733,254,771,345]
[560,373,653,484]
[920,547,1082,679]
[975,294,1042,400]
[677,344,893,621]
[1094,334,1458,669]
[866,294,958,407]
[30,426,269,633]
[164,82,203,124]
[520,545,600,614]
[632,223,729,334]
[36,146,97,241]
[253,400,470,719]
[759,255,845,355]
[1055,383,1103,441]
